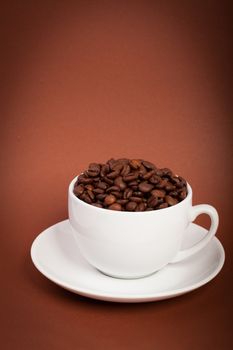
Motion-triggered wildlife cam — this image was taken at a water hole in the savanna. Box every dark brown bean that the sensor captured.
[103,177,114,185]
[123,188,133,199]
[165,195,178,206]
[121,164,131,176]
[88,163,100,173]
[96,193,107,201]
[142,160,156,169]
[78,175,93,184]
[157,203,168,209]
[138,181,154,193]
[147,196,158,207]
[111,162,123,172]
[156,179,168,189]
[133,191,143,197]
[73,184,84,196]
[106,186,121,193]
[149,175,160,184]
[97,181,108,190]
[111,191,122,198]
[87,190,95,200]
[92,203,103,208]
[100,164,110,177]
[85,184,94,191]
[129,196,142,203]
[107,170,120,179]
[93,188,105,194]
[86,170,99,177]
[165,182,176,191]
[151,189,166,198]
[123,173,139,182]
[125,201,137,211]
[104,194,116,205]
[114,176,127,190]
[82,193,92,204]
[179,190,187,200]
[136,202,146,211]
[129,159,141,169]
[138,164,147,176]
[169,191,179,197]
[116,199,129,205]
[143,170,155,180]
[108,203,122,211]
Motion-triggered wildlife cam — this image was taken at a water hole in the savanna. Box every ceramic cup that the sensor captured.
[68,176,219,279]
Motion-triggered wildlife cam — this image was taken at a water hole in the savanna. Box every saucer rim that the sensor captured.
[30,220,225,302]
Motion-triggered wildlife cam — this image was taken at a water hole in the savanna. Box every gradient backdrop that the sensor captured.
[1,1,232,349]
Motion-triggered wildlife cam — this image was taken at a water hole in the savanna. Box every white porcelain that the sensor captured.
[31,220,225,303]
[68,177,219,278]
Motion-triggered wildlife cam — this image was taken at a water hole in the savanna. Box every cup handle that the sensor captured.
[171,204,219,263]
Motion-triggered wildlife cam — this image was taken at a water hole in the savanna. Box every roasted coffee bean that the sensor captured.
[139,181,154,193]
[111,191,122,198]
[121,164,131,176]
[114,176,127,190]
[73,184,84,196]
[92,203,103,208]
[123,173,138,182]
[123,188,133,199]
[108,203,122,211]
[107,170,120,179]
[179,190,187,200]
[147,196,158,208]
[104,194,116,205]
[142,160,156,169]
[143,170,155,180]
[87,190,95,201]
[96,193,107,200]
[157,203,168,209]
[93,188,105,194]
[116,199,129,205]
[97,181,108,190]
[126,201,137,211]
[106,186,121,193]
[165,195,178,206]
[85,184,94,191]
[149,175,160,184]
[129,196,142,203]
[100,164,110,177]
[129,159,141,169]
[136,202,146,211]
[103,177,114,185]
[151,189,166,198]
[74,158,187,211]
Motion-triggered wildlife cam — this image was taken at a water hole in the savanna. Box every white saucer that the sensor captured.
[31,220,225,303]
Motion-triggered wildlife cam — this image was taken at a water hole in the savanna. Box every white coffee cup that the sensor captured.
[68,176,219,279]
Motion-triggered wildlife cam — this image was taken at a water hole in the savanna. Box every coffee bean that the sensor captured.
[73,184,84,196]
[165,195,178,206]
[126,201,137,211]
[136,202,146,211]
[138,164,147,176]
[107,170,120,179]
[78,175,93,184]
[82,193,92,204]
[149,175,160,184]
[121,164,131,176]
[142,160,156,169]
[108,203,122,211]
[103,177,114,185]
[111,191,122,198]
[133,191,143,197]
[179,190,187,200]
[116,199,129,205]
[139,182,154,193]
[157,203,168,209]
[104,194,116,205]
[156,179,168,188]
[165,182,176,191]
[114,176,127,190]
[143,170,155,180]
[97,181,108,190]
[123,173,138,182]
[111,162,124,172]
[123,188,133,199]
[147,196,158,208]
[129,159,141,169]
[92,203,103,208]
[106,186,121,193]
[96,193,106,200]
[129,196,142,203]
[86,170,99,177]
[151,189,166,198]
[87,190,95,201]
[85,184,94,191]
[100,164,110,177]
[93,188,105,194]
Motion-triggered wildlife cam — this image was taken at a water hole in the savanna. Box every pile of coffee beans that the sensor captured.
[73,158,187,211]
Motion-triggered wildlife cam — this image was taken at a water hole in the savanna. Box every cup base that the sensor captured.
[97,268,159,280]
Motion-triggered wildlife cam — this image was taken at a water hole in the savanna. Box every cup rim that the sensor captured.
[69,175,192,215]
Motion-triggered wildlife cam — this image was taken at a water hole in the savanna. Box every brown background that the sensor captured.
[1,1,232,349]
